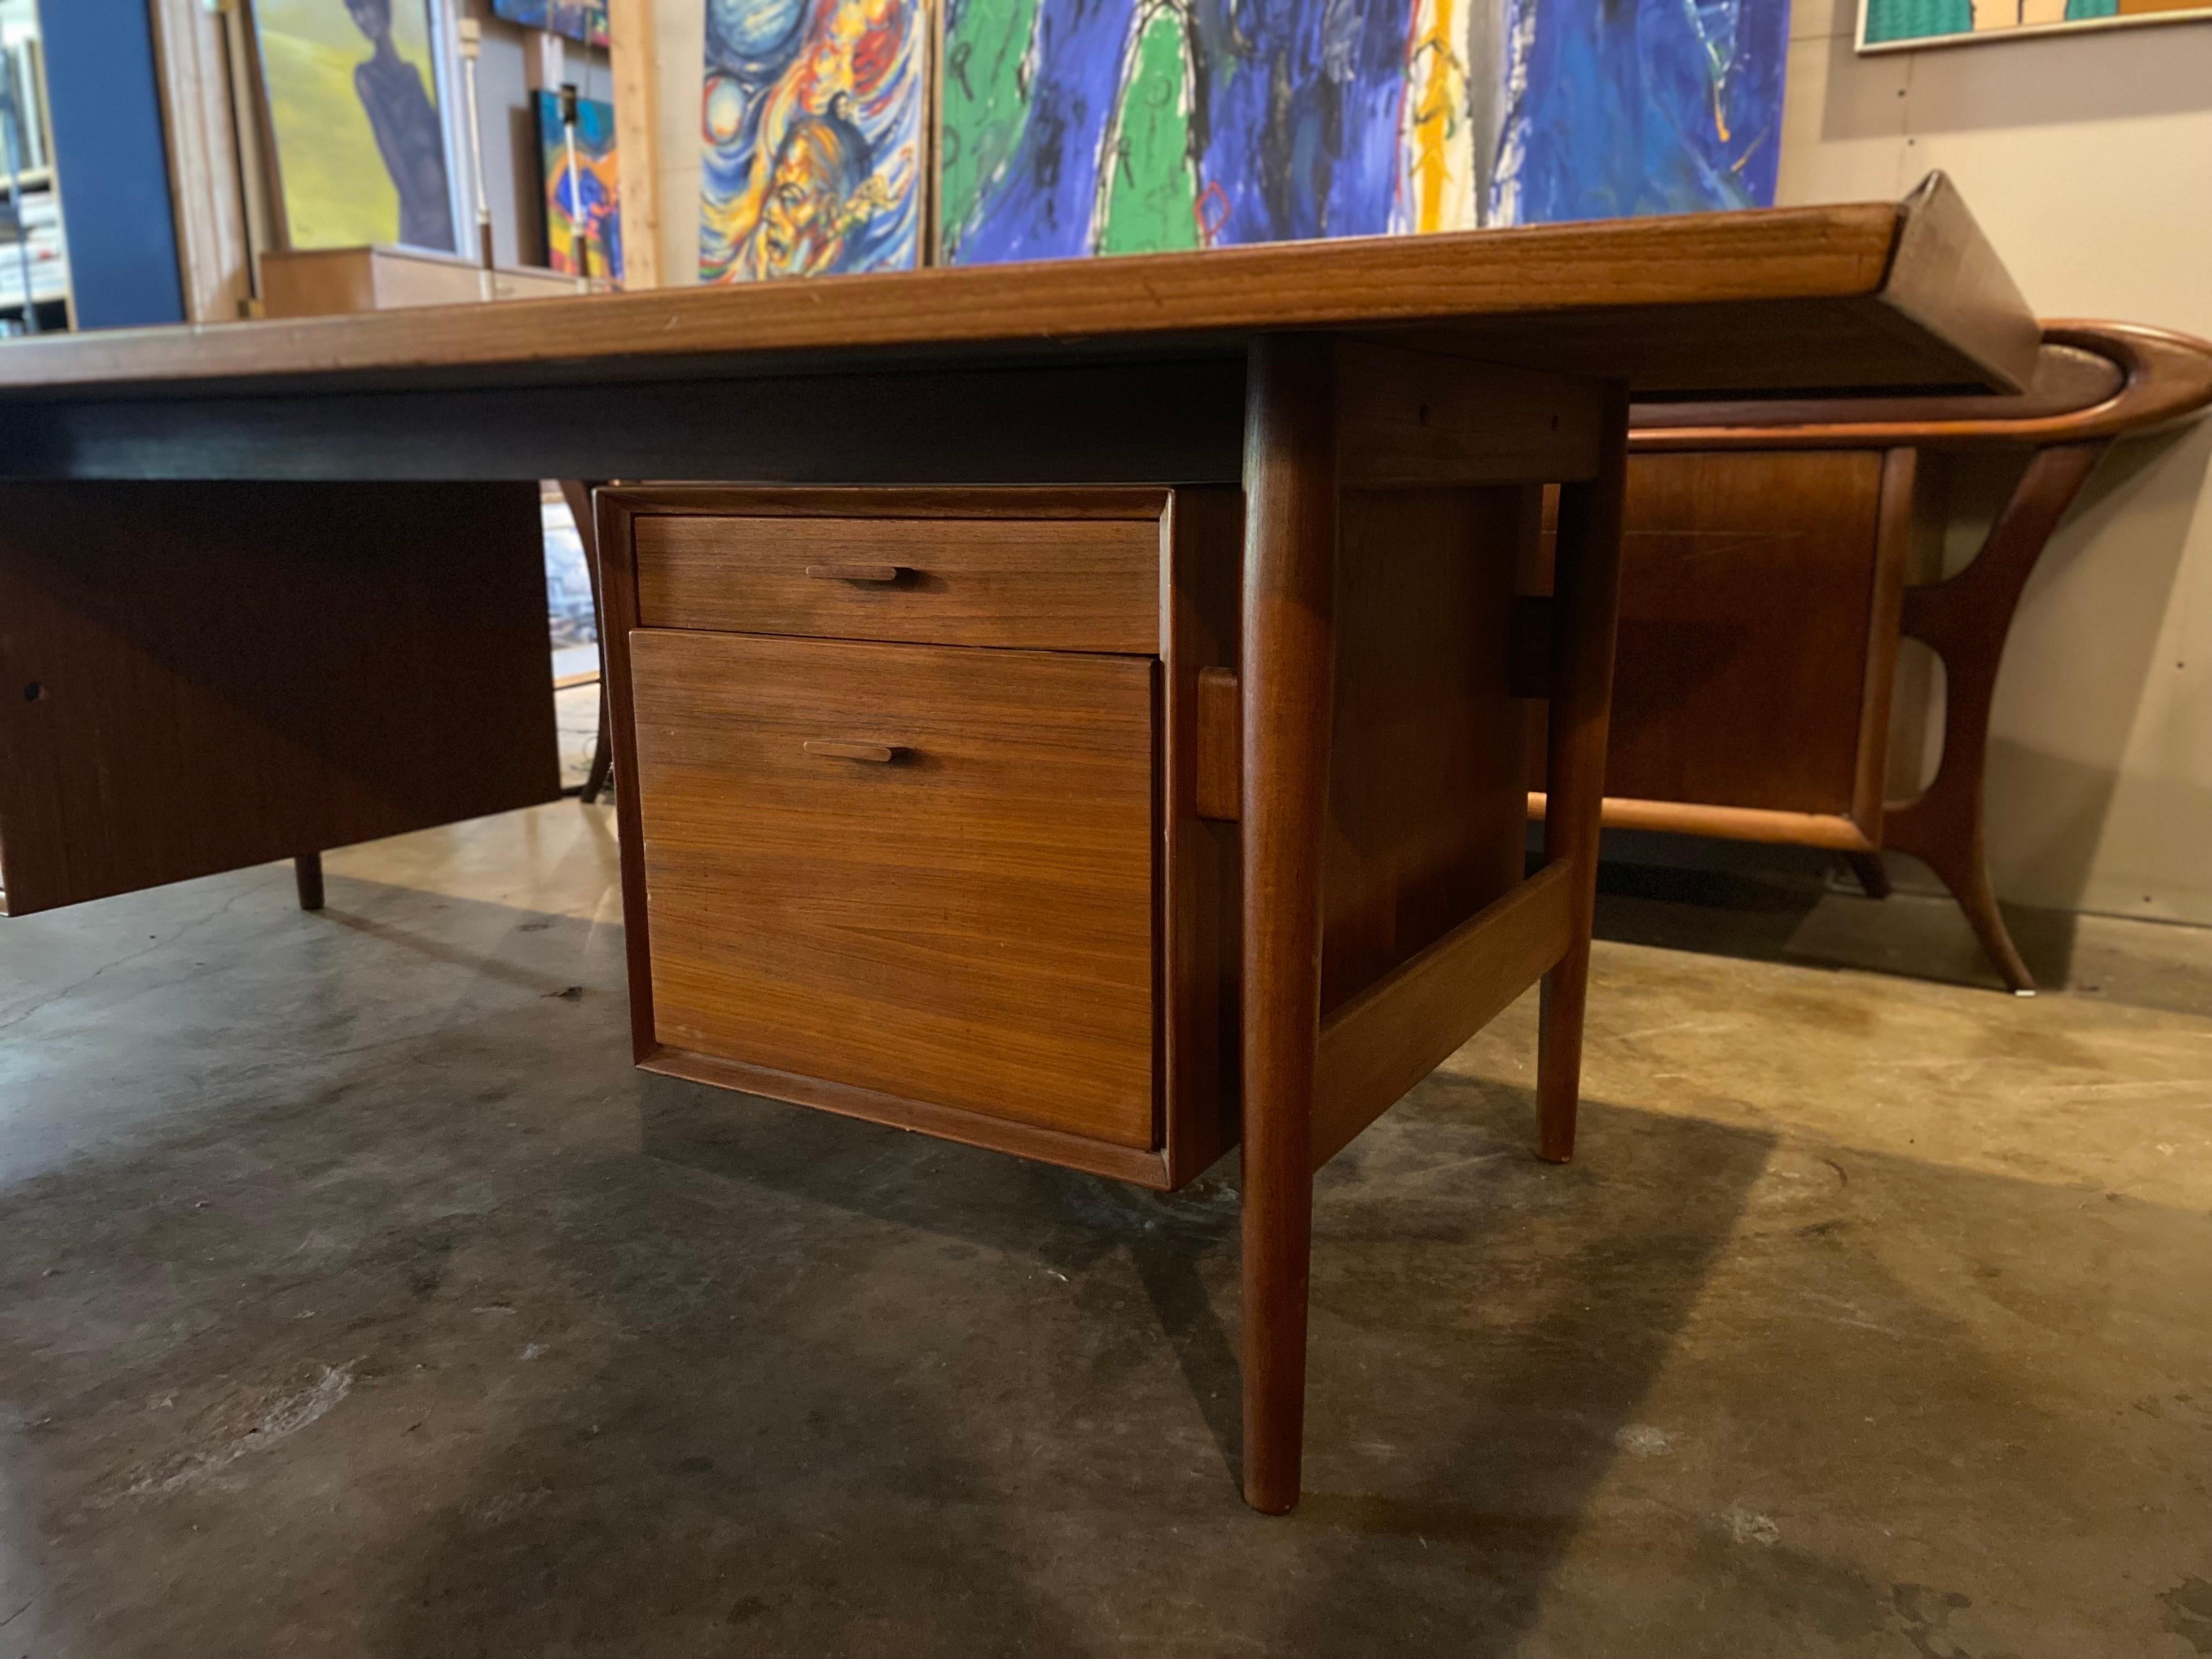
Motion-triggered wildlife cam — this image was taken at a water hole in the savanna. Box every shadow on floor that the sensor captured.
[1563,831,2083,996]
[359,1068,1774,1656]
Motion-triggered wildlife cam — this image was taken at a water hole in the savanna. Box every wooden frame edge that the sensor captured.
[644,1045,1173,1188]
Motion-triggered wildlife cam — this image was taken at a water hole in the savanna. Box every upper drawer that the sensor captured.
[631,508,1163,654]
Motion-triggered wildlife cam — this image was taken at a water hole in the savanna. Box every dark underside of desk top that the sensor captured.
[0,179,2039,484]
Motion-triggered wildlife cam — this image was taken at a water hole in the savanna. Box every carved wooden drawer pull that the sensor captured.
[802,740,906,764]
[804,562,906,584]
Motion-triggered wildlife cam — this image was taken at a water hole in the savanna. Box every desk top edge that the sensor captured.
[0,183,2040,402]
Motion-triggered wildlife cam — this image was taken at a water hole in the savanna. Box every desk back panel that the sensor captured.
[0,482,561,915]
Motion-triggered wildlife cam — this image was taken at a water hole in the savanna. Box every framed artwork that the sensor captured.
[249,0,461,252]
[490,0,612,49]
[1858,0,2209,49]
[537,91,623,281]
[937,0,1788,263]
[698,0,926,281]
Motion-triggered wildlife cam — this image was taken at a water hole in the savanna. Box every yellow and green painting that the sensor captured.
[1860,0,2209,48]
[252,0,456,251]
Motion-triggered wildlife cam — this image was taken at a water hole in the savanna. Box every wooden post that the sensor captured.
[1238,335,1340,1514]
[606,0,663,289]
[1537,381,1629,1164]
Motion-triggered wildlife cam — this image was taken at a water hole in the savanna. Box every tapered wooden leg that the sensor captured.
[1537,385,1630,1165]
[1844,851,1893,900]
[560,478,616,805]
[1884,442,2103,998]
[293,852,325,912]
[1239,335,1340,1515]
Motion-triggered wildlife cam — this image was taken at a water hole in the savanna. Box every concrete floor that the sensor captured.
[2,788,2209,1657]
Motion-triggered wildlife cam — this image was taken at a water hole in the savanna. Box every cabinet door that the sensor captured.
[628,629,1159,1149]
[0,482,558,916]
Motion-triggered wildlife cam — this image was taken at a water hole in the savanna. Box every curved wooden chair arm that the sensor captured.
[1632,319,2212,452]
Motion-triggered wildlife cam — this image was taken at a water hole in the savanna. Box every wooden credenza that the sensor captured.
[1532,321,2212,991]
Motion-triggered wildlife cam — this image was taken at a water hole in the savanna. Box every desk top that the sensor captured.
[0,175,2035,403]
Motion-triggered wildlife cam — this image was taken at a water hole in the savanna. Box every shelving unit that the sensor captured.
[1,13,68,332]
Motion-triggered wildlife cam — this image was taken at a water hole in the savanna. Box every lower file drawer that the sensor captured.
[627,627,1161,1149]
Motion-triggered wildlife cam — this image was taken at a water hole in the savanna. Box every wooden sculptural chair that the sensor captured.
[1530,321,2212,992]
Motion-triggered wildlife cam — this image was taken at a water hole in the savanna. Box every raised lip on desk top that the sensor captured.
[0,180,2037,403]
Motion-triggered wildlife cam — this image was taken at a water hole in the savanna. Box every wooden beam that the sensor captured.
[1311,861,1575,1170]
[1335,341,1606,488]
[1528,790,1878,853]
[146,0,251,323]
[607,0,662,289]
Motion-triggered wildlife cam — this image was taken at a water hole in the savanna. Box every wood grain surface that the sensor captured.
[0,182,2032,401]
[628,629,1160,1149]
[634,512,1162,653]
[0,482,557,915]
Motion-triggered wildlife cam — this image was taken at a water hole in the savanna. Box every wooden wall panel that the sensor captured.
[0,482,560,915]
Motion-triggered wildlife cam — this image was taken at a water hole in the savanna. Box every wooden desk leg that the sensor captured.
[1537,385,1630,1164]
[1239,335,1340,1515]
[1888,439,2107,997]
[293,853,326,912]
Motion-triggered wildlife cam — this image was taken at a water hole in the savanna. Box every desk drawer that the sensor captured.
[628,628,1160,1149]
[632,506,1163,653]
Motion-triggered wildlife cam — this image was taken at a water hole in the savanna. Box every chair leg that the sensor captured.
[1893,820,2036,995]
[1885,442,2103,998]
[1844,851,1893,900]
[561,477,614,805]
[580,698,613,804]
[294,853,325,912]
[1537,385,1629,1166]
[1238,336,1339,1517]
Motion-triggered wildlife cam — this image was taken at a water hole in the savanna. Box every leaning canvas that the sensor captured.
[538,91,624,282]
[251,0,457,252]
[698,0,927,280]
[490,0,612,49]
[939,0,1788,263]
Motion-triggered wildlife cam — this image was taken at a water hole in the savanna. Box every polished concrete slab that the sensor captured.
[2,800,2208,1657]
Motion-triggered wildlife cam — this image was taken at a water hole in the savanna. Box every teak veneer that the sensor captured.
[0,176,2038,1513]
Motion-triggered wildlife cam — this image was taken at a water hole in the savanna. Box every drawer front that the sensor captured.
[633,513,1161,653]
[629,629,1159,1149]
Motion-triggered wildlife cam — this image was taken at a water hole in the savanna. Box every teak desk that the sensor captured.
[0,176,2036,1513]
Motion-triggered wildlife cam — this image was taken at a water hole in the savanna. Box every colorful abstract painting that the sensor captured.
[939,0,1787,262]
[491,0,612,49]
[698,0,926,281]
[252,0,456,252]
[537,91,623,281]
[1859,0,2208,49]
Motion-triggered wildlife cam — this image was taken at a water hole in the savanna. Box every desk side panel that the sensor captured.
[0,481,560,915]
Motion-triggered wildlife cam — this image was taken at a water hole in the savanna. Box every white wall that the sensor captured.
[1778,3,2212,923]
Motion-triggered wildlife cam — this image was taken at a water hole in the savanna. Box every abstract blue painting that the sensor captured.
[1492,0,1788,224]
[939,0,1790,263]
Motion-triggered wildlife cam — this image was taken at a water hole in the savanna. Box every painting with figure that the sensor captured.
[491,0,612,50]
[538,91,623,281]
[252,0,456,251]
[1859,0,2208,50]
[698,0,925,281]
[938,0,1787,263]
